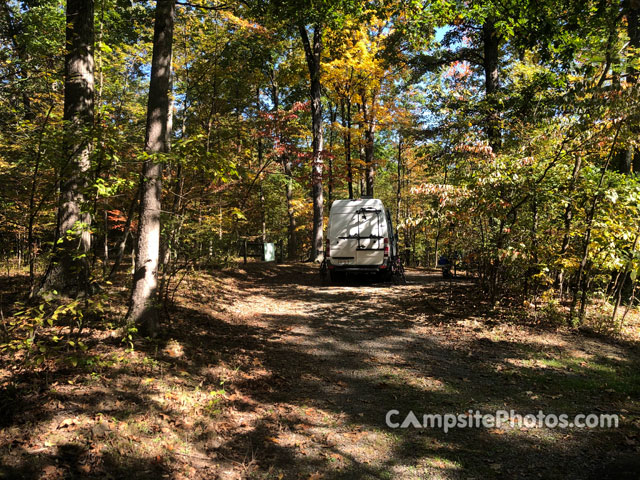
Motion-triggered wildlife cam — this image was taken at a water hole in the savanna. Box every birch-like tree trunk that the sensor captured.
[126,0,175,335]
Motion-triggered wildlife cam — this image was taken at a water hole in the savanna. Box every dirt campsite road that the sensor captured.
[1,264,639,479]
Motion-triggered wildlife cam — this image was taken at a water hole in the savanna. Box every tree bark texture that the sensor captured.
[126,0,175,334]
[38,0,94,296]
[482,16,500,152]
[299,23,324,262]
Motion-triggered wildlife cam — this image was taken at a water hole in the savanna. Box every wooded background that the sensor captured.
[2,0,640,334]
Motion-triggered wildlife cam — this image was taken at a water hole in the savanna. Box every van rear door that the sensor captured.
[328,212,359,265]
[355,208,384,266]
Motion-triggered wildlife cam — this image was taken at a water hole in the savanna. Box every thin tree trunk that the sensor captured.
[395,136,402,236]
[361,91,376,196]
[611,234,639,324]
[356,102,366,197]
[481,18,504,301]
[37,0,95,296]
[627,0,640,83]
[611,270,630,324]
[619,1,640,175]
[299,23,324,262]
[327,102,336,205]
[619,283,637,329]
[340,99,353,199]
[482,16,500,152]
[27,104,55,294]
[260,185,266,242]
[2,3,33,119]
[283,155,297,259]
[126,0,175,335]
[108,188,139,280]
[525,194,539,297]
[18,234,22,271]
[270,78,297,259]
[557,155,582,295]
[255,87,266,243]
[4,3,38,290]
[103,208,109,275]
[570,123,622,323]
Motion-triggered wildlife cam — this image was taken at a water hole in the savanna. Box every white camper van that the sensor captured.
[325,198,398,281]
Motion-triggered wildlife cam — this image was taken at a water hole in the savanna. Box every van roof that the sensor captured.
[330,198,385,214]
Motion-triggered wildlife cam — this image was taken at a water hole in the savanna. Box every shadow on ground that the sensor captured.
[1,263,639,479]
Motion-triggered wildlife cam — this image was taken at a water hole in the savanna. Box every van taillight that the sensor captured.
[325,238,330,258]
[383,237,389,258]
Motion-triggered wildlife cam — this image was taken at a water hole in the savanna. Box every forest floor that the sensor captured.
[1,263,640,479]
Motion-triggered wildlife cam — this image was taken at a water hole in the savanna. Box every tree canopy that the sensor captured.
[1,0,640,328]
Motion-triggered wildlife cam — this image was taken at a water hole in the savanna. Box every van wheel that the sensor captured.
[319,259,330,284]
[330,271,345,283]
[378,270,392,282]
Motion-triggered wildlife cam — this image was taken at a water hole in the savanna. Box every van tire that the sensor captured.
[330,271,345,283]
[378,270,392,282]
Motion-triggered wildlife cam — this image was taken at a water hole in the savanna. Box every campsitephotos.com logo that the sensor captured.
[385,409,619,433]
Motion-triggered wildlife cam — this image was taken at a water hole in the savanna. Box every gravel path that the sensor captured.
[201,264,639,480]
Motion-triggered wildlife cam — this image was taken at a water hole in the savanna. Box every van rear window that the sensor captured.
[329,210,384,239]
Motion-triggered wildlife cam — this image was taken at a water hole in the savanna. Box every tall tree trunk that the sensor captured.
[525,194,539,297]
[2,3,33,119]
[482,16,500,152]
[395,136,402,236]
[356,102,366,197]
[361,91,376,196]
[283,155,297,259]
[256,88,266,242]
[126,0,175,334]
[103,209,109,275]
[260,185,266,243]
[270,78,297,259]
[327,102,336,205]
[37,0,94,296]
[299,23,324,262]
[628,0,640,83]
[340,99,354,199]
[622,0,640,173]
[27,105,55,294]
[481,16,503,299]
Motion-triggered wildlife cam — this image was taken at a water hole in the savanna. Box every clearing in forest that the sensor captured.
[1,264,639,479]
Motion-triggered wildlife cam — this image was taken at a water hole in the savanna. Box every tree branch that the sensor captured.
[176,1,230,11]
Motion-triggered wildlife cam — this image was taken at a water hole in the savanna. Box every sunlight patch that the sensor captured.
[163,339,185,358]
